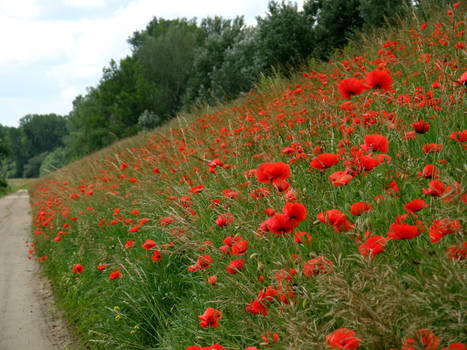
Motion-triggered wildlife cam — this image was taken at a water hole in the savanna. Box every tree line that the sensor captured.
[0,0,446,180]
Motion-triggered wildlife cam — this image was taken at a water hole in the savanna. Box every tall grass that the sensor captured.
[30,2,465,349]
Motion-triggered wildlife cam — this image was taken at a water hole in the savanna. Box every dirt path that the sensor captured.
[0,190,74,349]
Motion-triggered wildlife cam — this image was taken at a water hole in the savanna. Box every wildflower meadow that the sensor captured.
[30,2,465,349]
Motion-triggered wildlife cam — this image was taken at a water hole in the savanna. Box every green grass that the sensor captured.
[0,178,37,198]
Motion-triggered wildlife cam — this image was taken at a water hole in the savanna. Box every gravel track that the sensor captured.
[0,190,74,350]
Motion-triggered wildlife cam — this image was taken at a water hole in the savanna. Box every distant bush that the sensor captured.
[137,110,162,131]
[23,152,49,178]
[39,148,70,177]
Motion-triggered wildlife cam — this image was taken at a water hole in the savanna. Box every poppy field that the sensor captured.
[30,3,465,350]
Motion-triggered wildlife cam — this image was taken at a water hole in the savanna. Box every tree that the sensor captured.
[66,90,116,158]
[0,124,12,181]
[210,27,263,100]
[359,0,413,30]
[39,147,70,176]
[0,124,9,159]
[19,114,67,156]
[5,127,26,177]
[182,16,250,106]
[305,0,363,59]
[99,57,159,137]
[23,152,49,178]
[256,1,315,71]
[137,110,161,131]
[136,19,202,117]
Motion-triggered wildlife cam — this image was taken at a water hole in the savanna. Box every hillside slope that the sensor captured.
[31,3,465,349]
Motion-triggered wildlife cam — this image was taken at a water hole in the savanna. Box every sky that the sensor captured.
[0,0,305,127]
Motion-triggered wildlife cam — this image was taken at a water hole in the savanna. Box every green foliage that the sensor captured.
[137,110,161,132]
[183,16,249,105]
[0,124,10,159]
[5,127,27,178]
[39,147,70,176]
[257,1,314,71]
[210,27,263,99]
[23,151,49,178]
[135,19,202,116]
[305,0,363,59]
[359,0,412,30]
[20,113,67,155]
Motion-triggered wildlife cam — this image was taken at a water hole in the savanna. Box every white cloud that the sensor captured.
[0,0,42,20]
[60,0,107,9]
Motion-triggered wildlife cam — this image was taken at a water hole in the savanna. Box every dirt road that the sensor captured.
[0,190,72,349]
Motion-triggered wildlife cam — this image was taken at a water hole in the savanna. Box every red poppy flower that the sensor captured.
[359,236,389,258]
[365,68,393,91]
[422,143,442,154]
[338,78,366,99]
[325,328,361,350]
[261,331,279,344]
[303,256,333,277]
[256,162,290,184]
[418,164,440,179]
[246,298,268,316]
[294,230,312,244]
[125,240,135,248]
[226,259,245,274]
[109,271,122,280]
[191,184,204,194]
[446,243,467,260]
[402,329,440,350]
[152,250,161,262]
[198,307,222,328]
[387,223,419,240]
[458,71,467,85]
[187,345,226,350]
[272,179,290,192]
[329,171,353,186]
[450,130,467,142]
[97,264,107,270]
[266,213,294,236]
[231,239,248,256]
[250,187,271,200]
[359,155,380,171]
[216,213,234,227]
[442,343,467,350]
[160,216,175,226]
[317,209,354,233]
[142,240,156,250]
[412,120,430,133]
[422,180,446,197]
[220,236,248,255]
[404,199,428,215]
[404,131,417,140]
[351,202,372,216]
[189,255,213,272]
[429,218,461,243]
[73,264,84,274]
[310,153,339,170]
[282,202,307,225]
[207,275,217,287]
[363,134,389,153]
[222,189,238,200]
